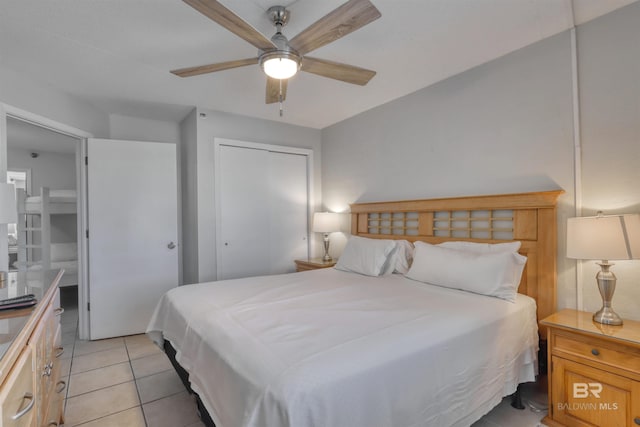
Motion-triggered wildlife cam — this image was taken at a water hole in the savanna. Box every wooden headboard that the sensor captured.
[350,190,564,335]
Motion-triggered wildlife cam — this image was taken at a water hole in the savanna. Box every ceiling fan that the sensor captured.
[171,0,381,111]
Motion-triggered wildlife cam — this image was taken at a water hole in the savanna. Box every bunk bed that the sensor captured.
[15,187,78,287]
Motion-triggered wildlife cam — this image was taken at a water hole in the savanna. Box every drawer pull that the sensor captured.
[55,346,64,358]
[635,417,640,425]
[11,392,34,420]
[55,380,67,394]
[42,361,53,377]
[54,307,65,316]
[591,348,600,356]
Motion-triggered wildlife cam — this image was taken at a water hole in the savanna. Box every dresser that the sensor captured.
[541,309,640,427]
[0,270,64,427]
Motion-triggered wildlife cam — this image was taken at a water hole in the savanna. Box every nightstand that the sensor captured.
[294,258,337,272]
[540,309,640,427]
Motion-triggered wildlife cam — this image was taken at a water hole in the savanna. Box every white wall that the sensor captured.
[321,2,640,320]
[0,65,109,138]
[185,108,322,283]
[576,4,640,319]
[180,109,199,284]
[109,114,181,144]
[8,147,76,190]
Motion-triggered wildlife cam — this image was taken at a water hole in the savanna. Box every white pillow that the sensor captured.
[50,242,78,262]
[406,241,526,302]
[381,240,414,275]
[437,240,521,253]
[439,242,524,291]
[335,236,397,277]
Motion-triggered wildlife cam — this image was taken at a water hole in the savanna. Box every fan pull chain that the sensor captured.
[279,79,284,117]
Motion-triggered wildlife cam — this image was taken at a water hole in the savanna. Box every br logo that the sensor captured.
[573,382,603,398]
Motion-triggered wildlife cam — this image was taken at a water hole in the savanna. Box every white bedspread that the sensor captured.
[147,268,538,427]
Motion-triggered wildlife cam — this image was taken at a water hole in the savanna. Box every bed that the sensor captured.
[147,190,563,427]
[15,187,78,287]
[22,189,76,214]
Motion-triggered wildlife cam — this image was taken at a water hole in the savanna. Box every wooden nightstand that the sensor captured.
[540,309,640,427]
[294,258,337,272]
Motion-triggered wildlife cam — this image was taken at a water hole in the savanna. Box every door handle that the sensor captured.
[167,242,176,250]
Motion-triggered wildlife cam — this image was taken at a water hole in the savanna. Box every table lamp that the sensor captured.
[567,212,640,325]
[313,212,341,262]
[0,183,18,287]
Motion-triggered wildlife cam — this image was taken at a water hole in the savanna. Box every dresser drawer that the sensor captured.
[552,330,640,376]
[550,356,640,427]
[0,349,35,427]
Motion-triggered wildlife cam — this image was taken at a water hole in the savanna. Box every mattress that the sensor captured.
[25,190,76,212]
[25,260,77,272]
[147,268,538,427]
[25,189,76,204]
[26,261,78,287]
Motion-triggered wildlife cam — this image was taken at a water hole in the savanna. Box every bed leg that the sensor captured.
[510,385,525,410]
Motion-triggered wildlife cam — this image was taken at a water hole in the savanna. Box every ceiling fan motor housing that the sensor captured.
[259,6,301,79]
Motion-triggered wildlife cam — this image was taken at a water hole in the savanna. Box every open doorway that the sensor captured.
[6,169,29,271]
[6,117,82,313]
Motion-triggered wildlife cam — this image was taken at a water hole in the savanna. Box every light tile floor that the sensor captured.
[59,288,205,427]
[59,287,548,427]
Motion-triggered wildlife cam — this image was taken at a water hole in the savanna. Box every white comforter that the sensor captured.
[147,268,538,427]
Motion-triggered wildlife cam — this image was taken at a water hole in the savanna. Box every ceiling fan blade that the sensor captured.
[266,77,288,104]
[183,0,276,51]
[171,58,258,77]
[301,57,375,86]
[288,0,381,56]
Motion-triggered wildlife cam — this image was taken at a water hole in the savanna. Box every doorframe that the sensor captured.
[7,168,32,195]
[213,137,314,280]
[1,103,93,339]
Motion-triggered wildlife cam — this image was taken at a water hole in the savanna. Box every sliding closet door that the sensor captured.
[87,138,178,340]
[216,142,309,280]
[217,145,270,280]
[268,151,308,273]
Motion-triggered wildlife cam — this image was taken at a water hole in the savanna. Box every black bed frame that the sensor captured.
[163,339,217,427]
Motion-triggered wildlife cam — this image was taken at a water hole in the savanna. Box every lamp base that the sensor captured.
[593,261,623,326]
[322,233,332,262]
[593,307,623,326]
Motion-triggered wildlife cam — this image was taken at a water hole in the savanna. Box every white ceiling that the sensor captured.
[0,0,636,129]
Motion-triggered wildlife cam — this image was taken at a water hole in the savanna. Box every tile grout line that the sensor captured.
[71,406,142,427]
[125,337,150,427]
[62,316,78,416]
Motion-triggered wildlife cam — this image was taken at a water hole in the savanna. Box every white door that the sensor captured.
[217,145,270,280]
[268,151,308,273]
[216,143,309,280]
[87,138,178,340]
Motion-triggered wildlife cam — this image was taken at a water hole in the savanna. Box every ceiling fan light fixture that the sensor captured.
[260,51,300,80]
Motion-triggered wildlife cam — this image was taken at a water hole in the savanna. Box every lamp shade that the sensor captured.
[0,183,17,224]
[567,214,640,260]
[312,212,341,233]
